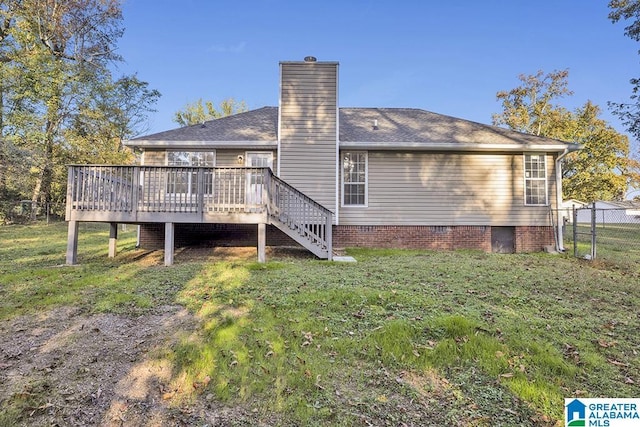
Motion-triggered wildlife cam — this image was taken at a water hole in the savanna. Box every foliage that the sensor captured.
[493,69,638,201]
[563,101,640,200]
[492,69,573,137]
[173,98,247,127]
[65,73,161,165]
[0,0,159,208]
[609,1,640,144]
[1,223,639,425]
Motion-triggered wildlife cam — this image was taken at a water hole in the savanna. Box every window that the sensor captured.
[245,152,273,169]
[166,151,216,195]
[167,151,215,167]
[342,151,367,206]
[524,154,547,205]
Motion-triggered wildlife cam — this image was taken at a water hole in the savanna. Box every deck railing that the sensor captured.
[267,174,333,254]
[67,165,267,214]
[66,165,332,257]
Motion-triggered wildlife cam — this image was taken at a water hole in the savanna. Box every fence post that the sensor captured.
[591,204,597,260]
[573,206,578,258]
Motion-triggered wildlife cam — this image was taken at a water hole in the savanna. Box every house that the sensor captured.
[64,58,581,265]
[565,399,586,424]
[575,200,640,224]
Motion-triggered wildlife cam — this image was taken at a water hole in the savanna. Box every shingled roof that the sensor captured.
[127,106,579,152]
[128,107,278,148]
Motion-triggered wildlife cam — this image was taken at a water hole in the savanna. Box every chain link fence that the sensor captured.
[559,206,640,267]
[0,200,66,224]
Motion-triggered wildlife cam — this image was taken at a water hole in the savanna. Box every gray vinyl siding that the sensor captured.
[216,150,277,168]
[279,62,337,212]
[142,150,165,166]
[339,151,557,226]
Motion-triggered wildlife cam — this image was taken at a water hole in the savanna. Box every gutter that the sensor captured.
[339,141,580,153]
[123,140,278,150]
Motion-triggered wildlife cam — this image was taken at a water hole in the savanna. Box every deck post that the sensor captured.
[257,223,266,263]
[66,220,79,265]
[164,222,174,266]
[65,166,74,221]
[108,223,118,258]
[326,215,333,261]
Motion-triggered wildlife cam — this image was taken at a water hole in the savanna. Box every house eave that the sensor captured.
[124,140,279,150]
[338,141,582,153]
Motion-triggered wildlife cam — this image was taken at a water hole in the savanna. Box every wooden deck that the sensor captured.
[65,165,333,264]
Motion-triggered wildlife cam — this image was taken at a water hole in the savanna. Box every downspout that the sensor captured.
[277,63,282,176]
[555,148,570,252]
[334,63,340,226]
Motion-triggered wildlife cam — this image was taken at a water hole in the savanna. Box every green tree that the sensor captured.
[173,98,247,127]
[0,0,159,213]
[66,73,161,164]
[493,70,639,201]
[562,101,638,201]
[492,69,573,138]
[609,1,640,142]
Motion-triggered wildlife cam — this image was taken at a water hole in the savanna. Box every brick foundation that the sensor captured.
[333,225,492,252]
[138,223,555,254]
[333,225,554,253]
[514,226,556,252]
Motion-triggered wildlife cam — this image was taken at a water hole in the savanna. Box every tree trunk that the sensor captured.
[30,118,55,220]
[0,85,5,194]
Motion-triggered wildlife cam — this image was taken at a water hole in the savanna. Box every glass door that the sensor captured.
[245,152,273,208]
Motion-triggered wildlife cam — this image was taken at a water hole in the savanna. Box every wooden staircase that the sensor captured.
[265,173,332,259]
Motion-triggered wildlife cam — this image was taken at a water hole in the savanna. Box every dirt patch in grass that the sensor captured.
[175,245,317,262]
[0,305,259,426]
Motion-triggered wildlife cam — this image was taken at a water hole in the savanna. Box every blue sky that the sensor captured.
[117,1,638,140]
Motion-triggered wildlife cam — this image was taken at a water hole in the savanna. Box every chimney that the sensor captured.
[278,57,339,213]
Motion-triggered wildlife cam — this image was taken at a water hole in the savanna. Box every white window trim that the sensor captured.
[165,150,216,166]
[341,151,368,207]
[245,151,274,169]
[164,150,217,198]
[523,153,548,206]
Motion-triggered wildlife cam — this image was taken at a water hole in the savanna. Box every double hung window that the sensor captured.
[524,154,547,205]
[342,151,367,206]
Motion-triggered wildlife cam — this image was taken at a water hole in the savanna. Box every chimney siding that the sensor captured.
[278,61,338,214]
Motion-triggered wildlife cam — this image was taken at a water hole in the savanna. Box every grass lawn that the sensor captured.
[567,223,640,269]
[0,222,638,426]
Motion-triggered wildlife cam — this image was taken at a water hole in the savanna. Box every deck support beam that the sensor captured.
[164,222,174,266]
[66,220,79,265]
[108,223,118,258]
[257,223,266,263]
